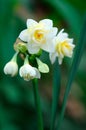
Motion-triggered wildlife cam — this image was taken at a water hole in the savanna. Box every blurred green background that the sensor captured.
[0,0,86,130]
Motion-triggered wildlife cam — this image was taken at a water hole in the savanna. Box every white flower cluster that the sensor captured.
[4,19,75,81]
[19,19,75,64]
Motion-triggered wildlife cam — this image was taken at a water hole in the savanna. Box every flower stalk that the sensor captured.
[32,79,43,130]
[50,60,61,130]
[11,52,18,62]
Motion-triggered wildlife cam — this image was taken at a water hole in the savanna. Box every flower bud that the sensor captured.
[36,58,49,73]
[19,64,40,81]
[4,61,18,77]
[19,55,40,81]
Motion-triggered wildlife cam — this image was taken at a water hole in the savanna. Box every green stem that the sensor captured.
[50,60,61,130]
[24,55,29,64]
[32,79,43,130]
[56,85,70,130]
[11,51,19,62]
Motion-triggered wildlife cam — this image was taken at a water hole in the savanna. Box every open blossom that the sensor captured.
[19,19,58,54]
[4,61,18,77]
[49,29,75,64]
[19,64,41,81]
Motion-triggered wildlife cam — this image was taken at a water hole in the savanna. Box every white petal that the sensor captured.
[4,61,18,77]
[41,40,54,53]
[27,19,37,28]
[51,27,58,36]
[58,57,63,65]
[34,68,41,79]
[39,19,53,28]
[57,29,68,42]
[63,46,71,56]
[27,42,40,54]
[52,37,58,47]
[19,29,28,42]
[19,64,37,81]
[57,29,65,36]
[49,53,57,64]
[67,38,73,44]
[46,27,58,40]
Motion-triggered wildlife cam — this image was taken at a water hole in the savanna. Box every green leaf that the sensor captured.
[56,15,86,130]
[50,60,61,130]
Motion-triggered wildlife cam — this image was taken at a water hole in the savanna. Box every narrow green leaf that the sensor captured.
[44,0,81,36]
[56,15,86,130]
[32,79,44,130]
[50,60,61,130]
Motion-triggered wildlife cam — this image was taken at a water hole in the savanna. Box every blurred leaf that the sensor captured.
[61,117,86,130]
[44,0,81,36]
[1,81,22,104]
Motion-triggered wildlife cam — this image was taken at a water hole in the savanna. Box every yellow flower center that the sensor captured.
[55,42,62,55]
[56,41,72,56]
[62,41,71,50]
[34,30,44,40]
[24,74,34,80]
[33,30,45,43]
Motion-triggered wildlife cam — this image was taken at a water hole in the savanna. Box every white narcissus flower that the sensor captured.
[19,64,41,81]
[19,19,58,54]
[49,29,75,65]
[4,61,18,77]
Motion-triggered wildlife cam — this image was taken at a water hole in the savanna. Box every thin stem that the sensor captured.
[32,79,43,130]
[56,85,70,130]
[50,60,61,130]
[11,51,19,62]
[24,55,29,64]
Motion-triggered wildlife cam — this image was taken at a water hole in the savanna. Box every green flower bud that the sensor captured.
[36,58,49,73]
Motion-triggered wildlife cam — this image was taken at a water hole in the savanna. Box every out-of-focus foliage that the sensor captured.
[0,0,86,130]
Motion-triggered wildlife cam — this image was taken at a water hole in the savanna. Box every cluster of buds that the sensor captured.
[4,40,49,81]
[4,19,75,81]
